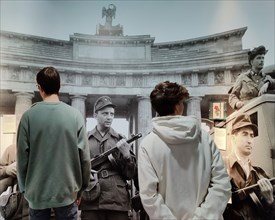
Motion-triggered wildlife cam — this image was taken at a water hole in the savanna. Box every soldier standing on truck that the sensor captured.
[229,45,275,110]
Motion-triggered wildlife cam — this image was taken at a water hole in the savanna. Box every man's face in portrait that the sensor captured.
[251,54,265,70]
[232,127,255,157]
[95,106,115,129]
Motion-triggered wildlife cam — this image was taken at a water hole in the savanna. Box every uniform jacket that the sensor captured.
[229,70,275,109]
[223,153,275,220]
[0,144,16,167]
[0,144,16,187]
[0,144,16,200]
[0,144,29,220]
[138,116,231,220]
[80,127,136,211]
[17,101,91,209]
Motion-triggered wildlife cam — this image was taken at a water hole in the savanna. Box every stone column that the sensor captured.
[128,115,134,137]
[70,95,87,120]
[191,71,199,87]
[186,96,202,121]
[224,69,231,85]
[137,96,152,136]
[208,70,215,86]
[14,92,34,127]
[127,114,138,155]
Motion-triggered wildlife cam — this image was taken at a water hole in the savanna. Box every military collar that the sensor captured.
[228,153,261,178]
[88,126,120,140]
[250,69,262,77]
[227,152,251,169]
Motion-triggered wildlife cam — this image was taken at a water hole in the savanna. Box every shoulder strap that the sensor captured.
[253,166,269,179]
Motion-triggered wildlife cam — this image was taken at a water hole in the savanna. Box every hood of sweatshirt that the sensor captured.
[152,115,201,145]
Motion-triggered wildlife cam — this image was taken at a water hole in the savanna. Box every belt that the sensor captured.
[98,169,119,179]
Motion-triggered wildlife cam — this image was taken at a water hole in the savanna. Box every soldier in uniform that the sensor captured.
[79,96,136,220]
[229,45,275,110]
[223,114,275,220]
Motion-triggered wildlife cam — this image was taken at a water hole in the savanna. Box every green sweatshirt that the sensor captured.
[17,101,91,209]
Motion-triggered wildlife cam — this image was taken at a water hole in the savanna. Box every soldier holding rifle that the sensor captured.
[223,114,275,220]
[79,96,137,220]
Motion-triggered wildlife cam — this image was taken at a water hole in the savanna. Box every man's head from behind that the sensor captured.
[36,67,60,95]
[150,81,189,116]
[94,96,116,129]
[231,114,258,157]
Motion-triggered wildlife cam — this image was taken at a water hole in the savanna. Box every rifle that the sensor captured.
[232,177,275,196]
[232,177,275,213]
[90,133,142,168]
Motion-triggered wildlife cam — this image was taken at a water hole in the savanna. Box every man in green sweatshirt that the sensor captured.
[16,66,91,220]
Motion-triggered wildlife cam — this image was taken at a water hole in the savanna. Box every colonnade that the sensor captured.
[14,92,34,127]
[13,92,203,137]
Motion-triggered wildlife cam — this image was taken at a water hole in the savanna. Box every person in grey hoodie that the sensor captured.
[138,81,231,220]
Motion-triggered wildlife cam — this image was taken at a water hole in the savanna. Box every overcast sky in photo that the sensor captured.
[1,0,274,65]
[1,0,274,134]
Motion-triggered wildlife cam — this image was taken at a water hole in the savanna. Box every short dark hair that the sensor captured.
[36,67,60,95]
[150,81,189,116]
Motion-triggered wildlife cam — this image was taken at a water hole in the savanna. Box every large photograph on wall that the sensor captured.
[0,1,274,220]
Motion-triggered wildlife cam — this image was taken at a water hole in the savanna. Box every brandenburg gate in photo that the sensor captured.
[0,5,250,154]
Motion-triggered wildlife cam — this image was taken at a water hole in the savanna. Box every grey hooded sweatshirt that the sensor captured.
[138,115,231,220]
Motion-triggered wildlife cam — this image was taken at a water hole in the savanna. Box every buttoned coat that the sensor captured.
[80,127,136,212]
